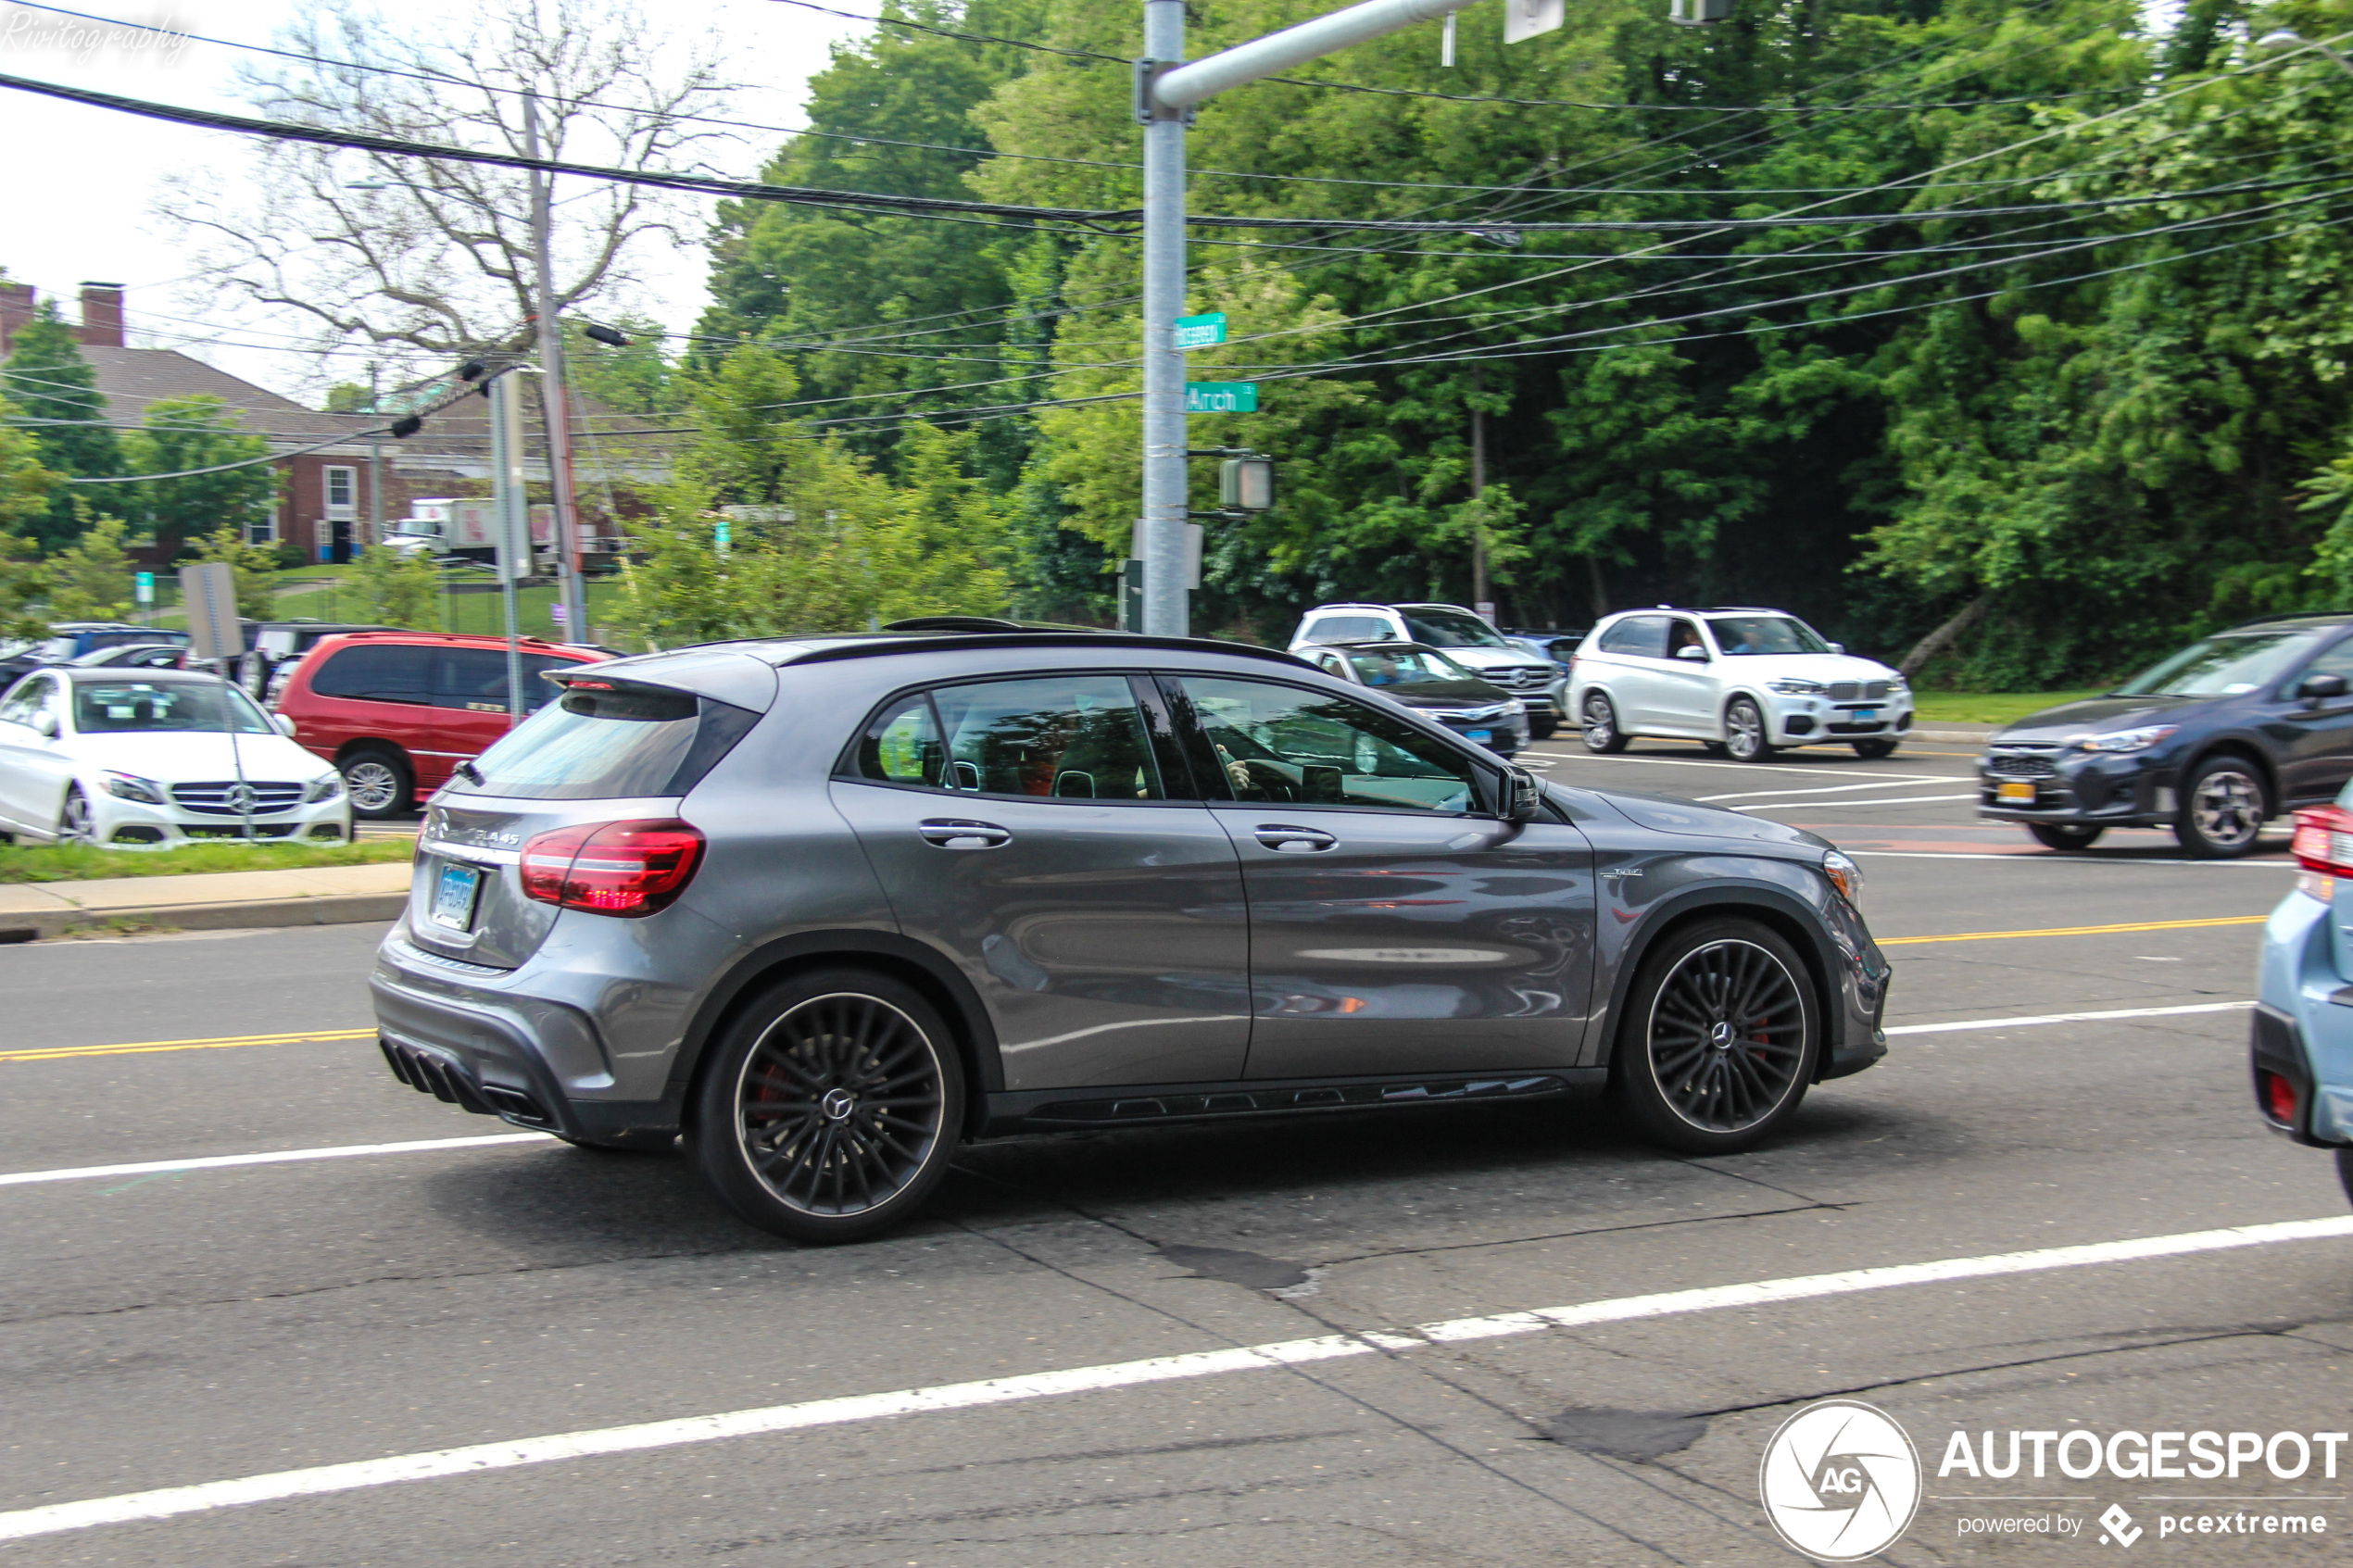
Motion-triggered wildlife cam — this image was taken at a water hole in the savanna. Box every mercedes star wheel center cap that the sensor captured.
[820,1087,858,1123]
[1709,1022,1737,1050]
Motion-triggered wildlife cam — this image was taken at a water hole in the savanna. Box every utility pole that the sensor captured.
[487,370,529,729]
[523,92,588,644]
[1140,0,1481,635]
[1469,366,1489,619]
[367,362,384,550]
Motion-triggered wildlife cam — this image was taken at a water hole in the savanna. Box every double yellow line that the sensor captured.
[0,1028,375,1065]
[1880,914,2268,947]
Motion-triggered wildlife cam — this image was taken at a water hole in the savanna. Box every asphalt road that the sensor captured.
[3,734,2347,1566]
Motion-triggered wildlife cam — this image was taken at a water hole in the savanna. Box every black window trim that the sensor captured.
[834,670,1200,808]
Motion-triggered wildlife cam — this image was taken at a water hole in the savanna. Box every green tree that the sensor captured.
[566,315,675,415]
[185,524,280,621]
[44,513,134,621]
[350,544,441,629]
[0,395,63,534]
[0,529,48,642]
[120,395,277,558]
[2,304,117,552]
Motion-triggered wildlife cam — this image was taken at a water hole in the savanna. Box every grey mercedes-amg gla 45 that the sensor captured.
[371,625,1890,1243]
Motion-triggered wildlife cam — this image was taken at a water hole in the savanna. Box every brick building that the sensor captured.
[0,283,673,560]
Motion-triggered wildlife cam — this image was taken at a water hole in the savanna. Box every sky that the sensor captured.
[0,0,869,400]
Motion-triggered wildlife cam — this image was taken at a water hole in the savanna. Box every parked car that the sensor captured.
[241,621,396,699]
[1978,613,2353,859]
[2253,798,2353,1207]
[0,623,192,686]
[0,668,349,847]
[1295,640,1530,756]
[1289,603,1561,738]
[1572,608,1911,762]
[275,631,610,819]
[65,643,190,671]
[1506,628,1584,727]
[371,624,1890,1244]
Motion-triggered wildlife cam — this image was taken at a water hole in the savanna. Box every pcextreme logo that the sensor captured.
[1759,1399,1924,1562]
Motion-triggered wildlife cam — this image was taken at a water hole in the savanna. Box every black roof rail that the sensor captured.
[779,630,1313,670]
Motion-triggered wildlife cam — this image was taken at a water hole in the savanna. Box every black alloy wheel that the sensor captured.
[56,785,94,847]
[1614,919,1819,1155]
[1530,717,1560,741]
[690,970,963,1244]
[2175,755,2269,859]
[1851,738,1900,759]
[1581,691,1629,754]
[2027,822,2105,852]
[340,746,413,820]
[1723,697,1775,763]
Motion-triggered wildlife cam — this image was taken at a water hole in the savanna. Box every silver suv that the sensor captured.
[1290,603,1561,737]
[371,627,1890,1243]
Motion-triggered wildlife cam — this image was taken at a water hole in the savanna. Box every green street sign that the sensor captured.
[133,571,156,604]
[1185,382,1258,414]
[1173,312,1227,349]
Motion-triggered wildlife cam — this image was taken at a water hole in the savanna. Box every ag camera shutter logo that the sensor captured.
[1759,1399,1923,1561]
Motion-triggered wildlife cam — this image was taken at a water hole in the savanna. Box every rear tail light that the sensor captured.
[520,819,705,916]
[2291,805,2353,872]
[2261,1070,2300,1128]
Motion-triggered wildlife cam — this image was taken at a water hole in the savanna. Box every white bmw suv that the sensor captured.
[1289,603,1562,737]
[1571,607,1912,761]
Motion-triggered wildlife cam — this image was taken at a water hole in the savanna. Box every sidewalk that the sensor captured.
[0,861,412,941]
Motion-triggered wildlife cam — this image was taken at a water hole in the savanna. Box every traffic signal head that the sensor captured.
[1219,455,1276,512]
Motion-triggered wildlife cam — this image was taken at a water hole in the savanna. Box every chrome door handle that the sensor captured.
[919,819,1011,849]
[1254,824,1337,853]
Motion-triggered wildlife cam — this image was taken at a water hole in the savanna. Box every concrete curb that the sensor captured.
[0,892,408,943]
[1910,729,1994,745]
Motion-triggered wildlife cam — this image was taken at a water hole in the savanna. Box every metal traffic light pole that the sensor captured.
[1135,0,1718,635]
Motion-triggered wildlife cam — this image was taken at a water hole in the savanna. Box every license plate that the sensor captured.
[431,861,484,930]
[1466,729,1492,743]
[1851,708,1878,723]
[1996,781,2037,804]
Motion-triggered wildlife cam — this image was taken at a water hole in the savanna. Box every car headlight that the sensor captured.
[305,772,346,804]
[1768,678,1828,696]
[103,771,167,805]
[2079,725,2178,754]
[1822,850,1865,906]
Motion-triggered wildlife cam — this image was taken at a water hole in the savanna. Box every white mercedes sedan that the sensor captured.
[0,668,351,847]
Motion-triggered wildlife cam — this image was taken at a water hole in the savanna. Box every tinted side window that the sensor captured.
[311,645,433,704]
[932,676,1165,800]
[1598,616,1668,659]
[434,649,510,711]
[855,694,948,787]
[1172,676,1479,814]
[2293,637,2353,688]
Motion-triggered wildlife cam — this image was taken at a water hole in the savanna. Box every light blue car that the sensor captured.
[2255,804,2353,1203]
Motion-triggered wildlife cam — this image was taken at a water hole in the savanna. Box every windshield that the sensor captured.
[1345,647,1473,686]
[1706,615,1832,656]
[1401,608,1511,649]
[2111,630,2317,698]
[71,680,273,734]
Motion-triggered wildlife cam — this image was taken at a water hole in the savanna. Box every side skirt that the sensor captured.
[978,1068,1606,1137]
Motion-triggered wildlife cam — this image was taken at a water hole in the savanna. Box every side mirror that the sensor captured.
[32,711,58,739]
[1829,642,1846,655]
[1504,766,1542,822]
[1674,644,1708,662]
[2301,672,2349,701]
[273,713,298,736]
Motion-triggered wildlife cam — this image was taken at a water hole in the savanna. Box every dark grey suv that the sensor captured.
[371,628,1890,1242]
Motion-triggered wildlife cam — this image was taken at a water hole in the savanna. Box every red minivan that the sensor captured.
[276,632,610,818]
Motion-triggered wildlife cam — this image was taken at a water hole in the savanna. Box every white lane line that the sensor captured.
[1529,750,1954,782]
[1732,793,1980,811]
[1699,779,1968,801]
[0,1134,550,1189]
[5,1214,2349,1543]
[1885,1000,2255,1036]
[1850,850,2288,867]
